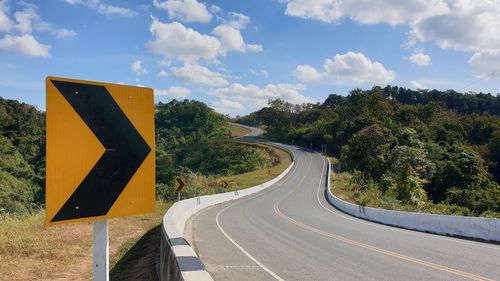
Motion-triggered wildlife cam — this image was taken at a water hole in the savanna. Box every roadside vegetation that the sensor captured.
[228,123,251,137]
[328,157,489,217]
[0,201,171,281]
[237,86,500,218]
[0,97,292,280]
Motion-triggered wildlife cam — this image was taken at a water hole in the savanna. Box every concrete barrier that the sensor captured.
[324,158,500,243]
[159,148,295,281]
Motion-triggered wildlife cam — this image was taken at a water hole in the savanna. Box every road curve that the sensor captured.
[187,142,500,280]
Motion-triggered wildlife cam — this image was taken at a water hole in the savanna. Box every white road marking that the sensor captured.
[215,203,286,281]
[315,157,500,251]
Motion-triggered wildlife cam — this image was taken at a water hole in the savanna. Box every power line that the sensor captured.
[458,68,500,92]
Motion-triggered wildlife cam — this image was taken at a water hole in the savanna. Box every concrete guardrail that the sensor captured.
[325,158,500,243]
[158,144,295,281]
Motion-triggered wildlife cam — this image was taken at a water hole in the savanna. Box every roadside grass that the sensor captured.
[221,143,292,191]
[0,142,292,280]
[227,123,251,138]
[328,157,499,218]
[0,201,171,281]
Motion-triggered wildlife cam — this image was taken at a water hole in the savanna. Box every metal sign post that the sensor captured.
[93,220,109,281]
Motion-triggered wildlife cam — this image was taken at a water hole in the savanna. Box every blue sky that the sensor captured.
[0,0,499,115]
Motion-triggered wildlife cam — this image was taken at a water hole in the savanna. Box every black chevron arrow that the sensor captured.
[175,178,185,192]
[50,80,151,222]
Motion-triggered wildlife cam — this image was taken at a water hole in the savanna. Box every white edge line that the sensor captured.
[316,156,500,251]
[215,203,286,281]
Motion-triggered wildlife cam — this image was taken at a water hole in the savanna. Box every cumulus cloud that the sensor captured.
[155,86,191,99]
[0,1,14,32]
[410,52,431,66]
[212,24,263,54]
[469,51,500,79]
[284,0,448,25]
[226,12,249,29]
[296,51,395,85]
[283,0,500,79]
[146,17,262,63]
[131,60,148,75]
[64,0,135,17]
[158,69,169,77]
[0,1,76,57]
[171,63,228,87]
[146,18,220,63]
[296,64,322,81]
[411,80,428,89]
[55,28,77,39]
[210,83,315,114]
[153,0,212,23]
[409,1,500,52]
[0,34,50,57]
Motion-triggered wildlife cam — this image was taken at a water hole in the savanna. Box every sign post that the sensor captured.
[93,220,109,281]
[174,177,187,201]
[45,76,155,281]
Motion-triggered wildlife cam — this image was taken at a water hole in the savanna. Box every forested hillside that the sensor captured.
[0,98,267,214]
[236,86,500,217]
[0,98,45,214]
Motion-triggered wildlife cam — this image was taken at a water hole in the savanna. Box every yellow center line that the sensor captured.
[273,153,494,281]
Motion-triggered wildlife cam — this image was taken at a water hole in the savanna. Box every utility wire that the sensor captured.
[458,68,500,92]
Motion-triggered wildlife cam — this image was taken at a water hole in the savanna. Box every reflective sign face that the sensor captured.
[174,177,187,192]
[45,76,155,226]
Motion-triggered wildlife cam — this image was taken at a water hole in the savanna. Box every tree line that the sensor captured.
[236,86,500,216]
[0,97,266,214]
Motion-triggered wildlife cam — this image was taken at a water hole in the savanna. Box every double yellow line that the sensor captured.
[273,154,494,281]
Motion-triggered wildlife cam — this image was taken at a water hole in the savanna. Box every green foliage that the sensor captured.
[154,99,267,201]
[0,97,266,213]
[239,86,500,216]
[0,98,44,214]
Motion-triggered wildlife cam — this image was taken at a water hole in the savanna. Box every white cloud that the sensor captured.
[146,17,263,63]
[212,24,263,54]
[146,18,220,63]
[55,28,77,39]
[212,98,245,114]
[0,0,13,32]
[469,51,500,79]
[296,51,395,85]
[171,63,228,87]
[410,52,431,66]
[158,69,169,77]
[210,83,315,114]
[226,12,249,29]
[64,0,135,17]
[284,0,448,25]
[131,60,148,75]
[409,1,500,53]
[0,1,76,50]
[283,0,500,79]
[0,34,50,57]
[296,64,322,81]
[411,80,428,89]
[155,86,191,99]
[251,69,269,78]
[153,0,212,23]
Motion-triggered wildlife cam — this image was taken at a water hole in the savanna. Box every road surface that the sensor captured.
[187,137,500,280]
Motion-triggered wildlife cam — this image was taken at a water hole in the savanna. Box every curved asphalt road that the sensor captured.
[187,129,500,281]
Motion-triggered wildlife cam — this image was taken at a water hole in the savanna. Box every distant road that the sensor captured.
[228,122,264,139]
[189,124,500,281]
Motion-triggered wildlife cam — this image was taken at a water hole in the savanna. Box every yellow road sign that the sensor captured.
[45,76,155,226]
[174,177,187,192]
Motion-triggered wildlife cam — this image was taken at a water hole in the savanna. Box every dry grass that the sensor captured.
[0,201,171,281]
[227,124,251,138]
[221,143,292,191]
[0,143,293,280]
